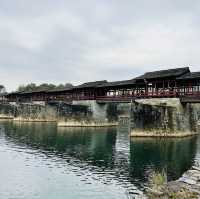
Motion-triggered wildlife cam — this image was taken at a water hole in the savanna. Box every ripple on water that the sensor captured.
[1,121,197,199]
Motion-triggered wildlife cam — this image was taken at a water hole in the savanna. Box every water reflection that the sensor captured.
[130,137,197,186]
[0,121,199,198]
[4,122,117,168]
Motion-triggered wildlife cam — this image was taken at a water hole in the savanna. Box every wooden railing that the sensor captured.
[4,87,200,103]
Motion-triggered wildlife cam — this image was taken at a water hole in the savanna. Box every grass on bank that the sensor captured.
[149,170,167,188]
[146,170,198,199]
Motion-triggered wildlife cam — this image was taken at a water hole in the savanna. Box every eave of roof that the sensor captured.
[177,72,200,80]
[6,91,22,96]
[0,92,8,96]
[19,89,49,95]
[46,87,73,93]
[98,79,136,88]
[135,67,190,80]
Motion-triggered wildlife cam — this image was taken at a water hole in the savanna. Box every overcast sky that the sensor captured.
[0,0,200,91]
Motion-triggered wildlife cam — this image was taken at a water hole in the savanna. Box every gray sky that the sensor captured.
[0,0,200,91]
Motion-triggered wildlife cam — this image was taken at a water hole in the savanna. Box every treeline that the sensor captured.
[17,83,73,92]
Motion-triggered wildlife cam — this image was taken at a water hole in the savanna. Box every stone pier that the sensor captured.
[65,100,118,126]
[130,98,200,137]
[0,101,119,126]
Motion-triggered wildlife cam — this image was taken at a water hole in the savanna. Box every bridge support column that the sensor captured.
[130,98,200,137]
[71,100,118,124]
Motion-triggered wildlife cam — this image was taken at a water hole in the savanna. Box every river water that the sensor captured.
[0,121,199,199]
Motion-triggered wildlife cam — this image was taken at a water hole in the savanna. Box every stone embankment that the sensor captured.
[131,131,198,138]
[13,117,56,122]
[58,121,118,127]
[0,114,14,119]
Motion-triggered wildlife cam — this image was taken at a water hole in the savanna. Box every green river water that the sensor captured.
[0,121,199,199]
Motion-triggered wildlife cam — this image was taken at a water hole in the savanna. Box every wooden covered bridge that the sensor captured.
[5,67,200,104]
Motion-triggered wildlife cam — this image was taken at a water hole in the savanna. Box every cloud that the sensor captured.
[0,0,200,91]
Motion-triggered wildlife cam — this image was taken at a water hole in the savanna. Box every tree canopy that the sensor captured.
[17,83,73,92]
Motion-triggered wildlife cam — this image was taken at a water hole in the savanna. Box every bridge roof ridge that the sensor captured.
[135,67,190,80]
[97,79,136,88]
[74,80,108,89]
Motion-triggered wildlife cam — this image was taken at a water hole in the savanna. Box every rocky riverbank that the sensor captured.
[146,166,200,198]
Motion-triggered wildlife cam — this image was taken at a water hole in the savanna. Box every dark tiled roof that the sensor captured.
[7,89,53,96]
[177,72,200,80]
[75,80,107,89]
[0,92,8,97]
[6,91,22,96]
[20,89,48,95]
[46,86,73,93]
[135,67,190,80]
[98,79,136,88]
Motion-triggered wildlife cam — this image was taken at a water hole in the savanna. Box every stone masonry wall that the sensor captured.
[130,98,200,135]
[0,103,89,121]
[72,100,118,122]
[0,101,118,123]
